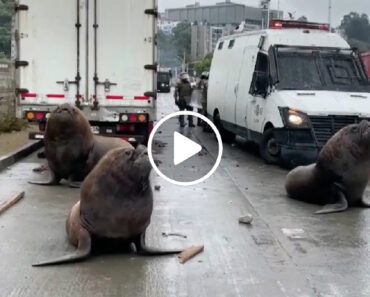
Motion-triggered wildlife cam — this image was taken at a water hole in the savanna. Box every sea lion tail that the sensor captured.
[32,249,91,267]
[32,228,91,267]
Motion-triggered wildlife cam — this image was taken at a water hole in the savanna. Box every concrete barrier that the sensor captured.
[0,60,16,117]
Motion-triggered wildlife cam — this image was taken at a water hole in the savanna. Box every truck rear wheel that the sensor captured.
[214,112,235,143]
[259,128,281,164]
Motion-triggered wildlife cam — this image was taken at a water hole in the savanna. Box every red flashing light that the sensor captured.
[271,21,283,28]
[106,95,124,100]
[270,20,329,31]
[35,112,43,120]
[134,96,150,100]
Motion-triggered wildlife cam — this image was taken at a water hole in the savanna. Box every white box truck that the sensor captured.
[207,20,370,167]
[13,0,158,144]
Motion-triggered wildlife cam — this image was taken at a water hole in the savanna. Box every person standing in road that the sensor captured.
[175,73,195,128]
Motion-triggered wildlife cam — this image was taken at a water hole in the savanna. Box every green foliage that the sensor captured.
[0,0,14,58]
[0,113,28,133]
[195,54,212,74]
[172,22,191,59]
[347,38,370,53]
[340,12,370,52]
[158,22,192,68]
[158,29,179,67]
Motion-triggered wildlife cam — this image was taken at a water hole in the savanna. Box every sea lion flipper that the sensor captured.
[29,171,61,186]
[134,233,182,256]
[314,191,348,215]
[357,199,370,208]
[68,179,82,188]
[32,228,91,267]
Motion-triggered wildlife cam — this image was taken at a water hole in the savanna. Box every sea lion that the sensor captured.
[33,145,184,266]
[285,120,370,214]
[29,104,133,187]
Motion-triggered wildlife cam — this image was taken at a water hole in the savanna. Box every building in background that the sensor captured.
[164,1,283,60]
[164,1,282,28]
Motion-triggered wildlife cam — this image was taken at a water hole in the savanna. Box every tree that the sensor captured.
[0,0,15,57]
[157,22,192,68]
[195,54,212,74]
[172,22,191,61]
[340,12,370,43]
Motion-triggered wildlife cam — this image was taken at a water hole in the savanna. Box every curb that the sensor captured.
[0,140,43,172]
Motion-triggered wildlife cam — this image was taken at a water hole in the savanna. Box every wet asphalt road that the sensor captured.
[0,92,370,297]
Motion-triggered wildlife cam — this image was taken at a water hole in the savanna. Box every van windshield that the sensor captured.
[276,50,370,92]
[158,72,170,82]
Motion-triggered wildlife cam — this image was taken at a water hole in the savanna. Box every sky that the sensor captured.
[159,0,370,27]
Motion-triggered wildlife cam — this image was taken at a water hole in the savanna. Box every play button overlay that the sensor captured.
[174,132,202,166]
[148,111,223,186]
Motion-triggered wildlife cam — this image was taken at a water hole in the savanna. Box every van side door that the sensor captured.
[247,52,270,134]
[235,35,261,136]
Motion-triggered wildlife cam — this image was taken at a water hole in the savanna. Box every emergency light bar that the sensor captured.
[270,20,329,31]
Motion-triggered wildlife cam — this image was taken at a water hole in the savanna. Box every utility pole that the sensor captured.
[261,0,271,29]
[328,0,332,31]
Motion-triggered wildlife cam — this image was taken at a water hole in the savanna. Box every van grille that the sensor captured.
[309,116,366,146]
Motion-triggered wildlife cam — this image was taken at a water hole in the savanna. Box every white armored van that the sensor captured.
[14,0,158,144]
[208,20,370,166]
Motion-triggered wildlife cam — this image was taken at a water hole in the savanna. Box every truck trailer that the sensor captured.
[13,0,158,144]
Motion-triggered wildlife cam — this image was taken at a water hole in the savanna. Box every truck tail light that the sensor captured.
[120,113,148,123]
[137,114,147,122]
[129,114,137,122]
[121,114,129,122]
[25,111,48,121]
[117,124,135,132]
[26,112,34,120]
[35,112,43,120]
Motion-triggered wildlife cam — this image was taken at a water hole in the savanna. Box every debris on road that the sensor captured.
[0,192,25,216]
[178,245,204,264]
[281,228,305,239]
[239,214,253,225]
[32,165,48,173]
[154,185,161,191]
[162,232,188,239]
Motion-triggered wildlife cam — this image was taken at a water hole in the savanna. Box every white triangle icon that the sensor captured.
[174,132,202,166]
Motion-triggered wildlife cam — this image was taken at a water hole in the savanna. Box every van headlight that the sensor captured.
[279,107,310,128]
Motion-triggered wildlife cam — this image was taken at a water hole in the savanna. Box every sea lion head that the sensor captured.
[46,104,91,141]
[115,145,152,190]
[346,120,370,147]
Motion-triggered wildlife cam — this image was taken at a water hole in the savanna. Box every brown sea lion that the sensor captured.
[29,104,133,187]
[285,120,370,214]
[33,145,184,266]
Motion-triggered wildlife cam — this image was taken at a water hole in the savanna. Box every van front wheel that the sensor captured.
[259,128,281,164]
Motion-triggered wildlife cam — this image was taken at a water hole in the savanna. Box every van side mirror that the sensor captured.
[255,73,270,97]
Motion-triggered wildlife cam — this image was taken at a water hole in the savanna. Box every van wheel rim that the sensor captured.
[267,138,280,156]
